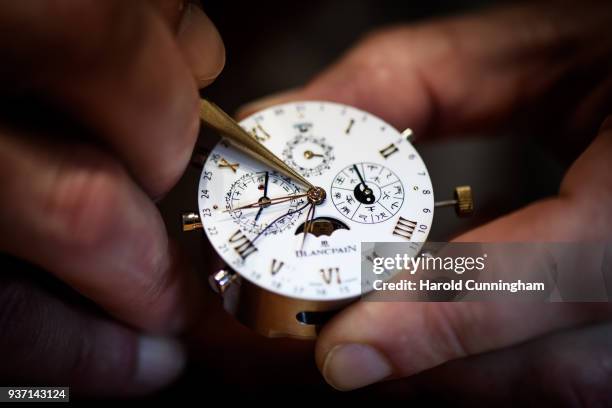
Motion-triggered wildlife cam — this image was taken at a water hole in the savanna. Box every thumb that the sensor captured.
[0,271,185,396]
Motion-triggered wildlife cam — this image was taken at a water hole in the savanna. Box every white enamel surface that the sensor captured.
[198,101,434,301]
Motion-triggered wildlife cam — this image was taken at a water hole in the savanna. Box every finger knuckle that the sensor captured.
[337,26,435,120]
[351,28,407,80]
[137,258,182,332]
[44,147,126,250]
[358,26,409,49]
[150,97,200,197]
[38,0,199,198]
[422,303,476,363]
[50,0,150,68]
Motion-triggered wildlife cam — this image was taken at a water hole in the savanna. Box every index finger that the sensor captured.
[0,0,223,197]
[237,1,612,141]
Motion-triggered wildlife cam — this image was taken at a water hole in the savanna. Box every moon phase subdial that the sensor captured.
[331,163,404,224]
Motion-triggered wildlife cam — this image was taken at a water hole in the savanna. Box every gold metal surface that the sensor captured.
[218,157,239,172]
[225,277,352,339]
[454,185,474,216]
[434,185,474,217]
[223,192,309,212]
[199,99,315,190]
[303,150,323,159]
[306,186,326,205]
[294,217,350,237]
[181,212,202,231]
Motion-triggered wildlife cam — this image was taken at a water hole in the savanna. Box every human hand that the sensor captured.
[0,0,224,397]
[239,1,612,403]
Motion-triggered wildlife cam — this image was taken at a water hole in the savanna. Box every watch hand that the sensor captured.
[352,164,368,190]
[254,171,270,222]
[200,99,316,191]
[303,150,324,159]
[254,206,264,222]
[224,193,308,212]
[352,164,374,196]
[250,189,325,245]
[252,200,311,244]
[263,171,269,197]
[301,202,317,249]
[352,164,376,204]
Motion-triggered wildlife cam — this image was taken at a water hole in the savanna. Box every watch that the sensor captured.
[182,100,473,339]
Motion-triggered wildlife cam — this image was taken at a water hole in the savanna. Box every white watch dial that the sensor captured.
[198,101,434,301]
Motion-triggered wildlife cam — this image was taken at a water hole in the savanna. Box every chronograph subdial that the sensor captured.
[226,171,307,235]
[331,163,404,224]
[282,134,334,177]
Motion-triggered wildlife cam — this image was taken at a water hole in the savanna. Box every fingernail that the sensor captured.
[177,3,225,87]
[235,89,299,118]
[134,336,186,390]
[322,344,392,391]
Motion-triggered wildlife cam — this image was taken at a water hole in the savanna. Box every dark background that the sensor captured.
[155,0,564,401]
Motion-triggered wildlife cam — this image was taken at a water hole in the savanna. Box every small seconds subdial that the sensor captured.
[331,162,404,224]
[226,171,306,235]
[282,134,334,177]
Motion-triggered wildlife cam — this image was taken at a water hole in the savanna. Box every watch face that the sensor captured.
[198,101,434,301]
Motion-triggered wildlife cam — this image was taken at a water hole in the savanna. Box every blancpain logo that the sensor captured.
[295,244,358,258]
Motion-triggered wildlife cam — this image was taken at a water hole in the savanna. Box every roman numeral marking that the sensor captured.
[228,230,257,259]
[270,259,284,275]
[379,143,399,159]
[392,217,417,240]
[320,267,341,285]
[250,123,270,142]
[345,118,355,134]
[218,157,239,172]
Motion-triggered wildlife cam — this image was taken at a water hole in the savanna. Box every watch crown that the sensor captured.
[181,212,202,231]
[209,269,236,294]
[401,128,415,142]
[454,185,474,217]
